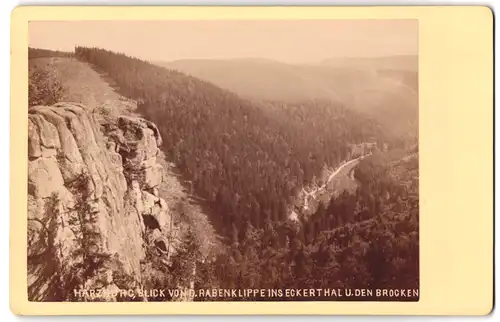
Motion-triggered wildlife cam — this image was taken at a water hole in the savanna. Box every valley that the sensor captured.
[27,46,419,302]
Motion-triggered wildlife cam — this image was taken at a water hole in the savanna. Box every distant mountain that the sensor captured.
[320,54,418,72]
[157,57,418,136]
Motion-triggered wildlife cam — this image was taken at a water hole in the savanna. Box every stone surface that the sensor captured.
[27,102,172,302]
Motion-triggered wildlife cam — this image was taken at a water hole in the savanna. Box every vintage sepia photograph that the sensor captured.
[27,19,419,302]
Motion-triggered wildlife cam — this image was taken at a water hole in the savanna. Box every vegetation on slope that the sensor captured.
[74,47,386,239]
[28,59,64,107]
[195,146,419,301]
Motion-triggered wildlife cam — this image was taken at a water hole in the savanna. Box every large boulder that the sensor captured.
[27,103,172,302]
[114,116,164,190]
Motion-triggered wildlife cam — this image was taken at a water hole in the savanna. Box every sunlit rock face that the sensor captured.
[27,102,172,301]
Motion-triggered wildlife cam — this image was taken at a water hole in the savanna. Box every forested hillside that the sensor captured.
[70,46,418,300]
[74,47,386,234]
[29,47,73,59]
[257,99,410,150]
[195,146,419,300]
[160,57,418,137]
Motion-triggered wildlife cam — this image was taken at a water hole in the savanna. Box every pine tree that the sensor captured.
[63,172,111,301]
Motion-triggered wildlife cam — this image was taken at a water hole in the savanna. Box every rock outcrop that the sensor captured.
[27,102,174,301]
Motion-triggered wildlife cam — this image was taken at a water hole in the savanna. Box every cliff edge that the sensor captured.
[28,102,175,301]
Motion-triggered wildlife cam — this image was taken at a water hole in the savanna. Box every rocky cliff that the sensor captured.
[27,102,176,301]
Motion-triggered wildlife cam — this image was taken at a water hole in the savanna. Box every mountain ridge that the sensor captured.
[157,56,418,137]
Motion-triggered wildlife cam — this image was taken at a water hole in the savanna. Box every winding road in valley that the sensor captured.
[294,153,371,220]
[305,154,370,207]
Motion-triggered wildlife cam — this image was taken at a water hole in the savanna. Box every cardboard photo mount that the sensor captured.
[11,5,494,316]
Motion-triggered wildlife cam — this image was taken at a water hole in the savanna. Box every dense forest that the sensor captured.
[74,47,390,233]
[34,46,418,300]
[194,147,419,301]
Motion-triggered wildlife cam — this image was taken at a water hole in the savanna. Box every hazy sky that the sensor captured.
[29,20,417,63]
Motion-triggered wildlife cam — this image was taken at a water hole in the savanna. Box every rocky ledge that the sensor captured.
[28,102,175,301]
